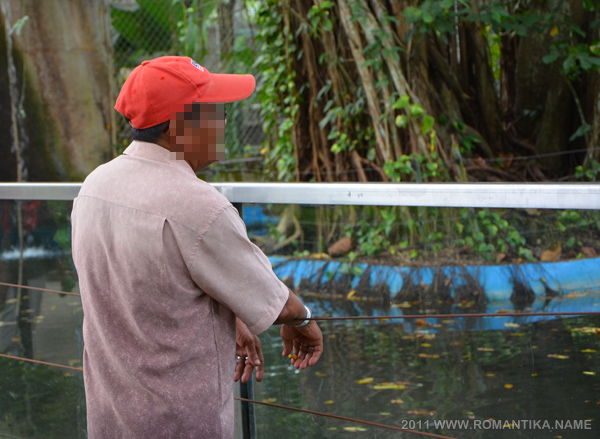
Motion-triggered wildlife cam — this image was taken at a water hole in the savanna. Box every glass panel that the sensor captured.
[0,200,85,438]
[1,200,599,438]
[250,204,600,438]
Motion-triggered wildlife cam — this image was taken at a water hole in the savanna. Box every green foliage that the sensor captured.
[254,1,299,181]
[454,209,529,262]
[111,0,221,66]
[383,151,446,183]
[575,159,600,181]
[345,211,395,257]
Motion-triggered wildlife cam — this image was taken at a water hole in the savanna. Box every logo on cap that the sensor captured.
[190,59,204,72]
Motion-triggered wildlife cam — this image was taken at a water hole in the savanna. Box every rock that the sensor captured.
[327,236,354,257]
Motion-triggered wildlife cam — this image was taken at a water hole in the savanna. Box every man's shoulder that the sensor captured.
[77,155,231,232]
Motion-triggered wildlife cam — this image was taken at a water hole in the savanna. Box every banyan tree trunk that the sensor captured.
[1,0,115,182]
[263,0,599,182]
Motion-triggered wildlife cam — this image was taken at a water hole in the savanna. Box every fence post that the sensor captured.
[232,202,255,439]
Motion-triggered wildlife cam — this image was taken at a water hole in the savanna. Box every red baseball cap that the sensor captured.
[115,56,256,129]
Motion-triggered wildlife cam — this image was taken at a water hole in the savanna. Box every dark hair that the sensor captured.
[124,117,169,143]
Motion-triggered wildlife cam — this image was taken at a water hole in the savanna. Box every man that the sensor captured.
[71,56,323,439]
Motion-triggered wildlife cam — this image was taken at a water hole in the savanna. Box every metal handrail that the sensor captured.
[0,182,599,209]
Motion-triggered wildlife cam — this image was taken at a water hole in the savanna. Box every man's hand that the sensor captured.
[235,318,264,383]
[280,320,323,369]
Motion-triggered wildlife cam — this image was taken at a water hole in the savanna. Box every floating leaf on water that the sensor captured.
[373,383,406,390]
[343,426,367,432]
[531,373,538,377]
[415,319,429,328]
[571,327,600,334]
[504,323,520,328]
[581,349,597,353]
[504,384,514,389]
[263,398,277,403]
[486,373,496,377]
[398,301,413,308]
[547,354,569,360]
[391,398,404,404]
[418,353,440,359]
[324,400,335,404]
[510,333,525,337]
[50,305,57,310]
[356,377,374,384]
[421,343,431,348]
[11,337,21,343]
[408,410,436,416]
[442,320,454,324]
[450,341,462,346]
[346,290,356,299]
[380,412,391,416]
[64,373,71,377]
[478,347,494,352]
[315,372,327,377]
[583,371,596,376]
[328,427,338,430]
[5,299,18,304]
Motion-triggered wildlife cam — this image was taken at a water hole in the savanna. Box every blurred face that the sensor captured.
[168,102,226,171]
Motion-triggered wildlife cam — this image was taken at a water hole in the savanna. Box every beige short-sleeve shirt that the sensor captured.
[71,141,288,439]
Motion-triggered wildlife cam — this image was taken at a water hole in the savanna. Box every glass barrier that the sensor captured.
[247,204,600,438]
[1,199,599,438]
[0,200,85,438]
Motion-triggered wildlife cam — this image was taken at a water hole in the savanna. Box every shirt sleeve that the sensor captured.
[188,205,289,334]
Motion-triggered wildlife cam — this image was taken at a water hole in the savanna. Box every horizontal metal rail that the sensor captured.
[0,182,599,209]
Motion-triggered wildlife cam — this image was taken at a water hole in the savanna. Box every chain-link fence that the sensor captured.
[110,0,265,179]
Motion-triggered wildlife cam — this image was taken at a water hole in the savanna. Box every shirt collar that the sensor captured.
[122,141,196,176]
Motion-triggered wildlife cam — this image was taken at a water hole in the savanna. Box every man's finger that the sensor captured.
[307,346,323,366]
[234,358,244,382]
[241,362,254,383]
[247,337,262,366]
[281,338,292,357]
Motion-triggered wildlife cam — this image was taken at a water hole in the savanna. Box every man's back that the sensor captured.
[72,141,288,438]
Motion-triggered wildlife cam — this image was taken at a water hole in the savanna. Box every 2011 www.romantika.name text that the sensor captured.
[399,419,592,431]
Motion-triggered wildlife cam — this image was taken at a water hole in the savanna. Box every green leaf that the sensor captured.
[423,13,434,24]
[409,104,425,117]
[393,95,410,110]
[395,115,408,128]
[543,52,559,64]
[421,115,435,135]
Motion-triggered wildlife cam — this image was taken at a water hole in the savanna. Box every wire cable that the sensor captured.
[0,353,82,372]
[0,281,80,296]
[234,397,456,438]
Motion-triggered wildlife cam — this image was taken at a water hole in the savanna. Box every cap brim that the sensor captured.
[198,73,256,103]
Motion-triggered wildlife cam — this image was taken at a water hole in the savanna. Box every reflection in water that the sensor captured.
[254,295,600,439]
